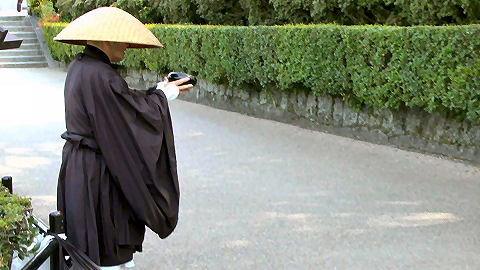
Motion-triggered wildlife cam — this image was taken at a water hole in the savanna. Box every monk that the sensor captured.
[54,7,193,268]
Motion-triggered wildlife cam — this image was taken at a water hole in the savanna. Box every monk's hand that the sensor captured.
[165,76,194,93]
[156,77,194,101]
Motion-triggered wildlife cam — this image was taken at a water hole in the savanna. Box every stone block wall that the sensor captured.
[120,69,480,164]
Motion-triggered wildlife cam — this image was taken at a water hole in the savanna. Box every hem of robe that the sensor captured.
[100,246,134,267]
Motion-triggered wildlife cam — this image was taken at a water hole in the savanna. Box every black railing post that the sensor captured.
[48,211,65,234]
[49,211,65,270]
[2,176,13,194]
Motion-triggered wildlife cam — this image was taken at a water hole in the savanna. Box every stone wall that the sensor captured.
[121,69,480,163]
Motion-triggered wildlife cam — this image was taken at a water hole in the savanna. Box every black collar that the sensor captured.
[83,45,112,65]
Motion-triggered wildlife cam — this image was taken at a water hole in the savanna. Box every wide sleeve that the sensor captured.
[83,71,179,238]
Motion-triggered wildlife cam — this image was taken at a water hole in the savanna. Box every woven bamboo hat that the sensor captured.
[54,7,162,48]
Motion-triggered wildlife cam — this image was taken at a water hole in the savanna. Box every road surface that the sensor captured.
[0,68,479,269]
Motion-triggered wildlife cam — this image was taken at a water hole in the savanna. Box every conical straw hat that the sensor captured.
[54,7,162,48]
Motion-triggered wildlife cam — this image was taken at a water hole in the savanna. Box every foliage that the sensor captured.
[70,0,100,21]
[240,0,480,26]
[42,23,83,63]
[157,0,203,24]
[52,0,480,25]
[392,0,480,25]
[28,0,54,17]
[238,0,277,25]
[193,0,246,25]
[55,0,160,23]
[37,1,60,25]
[27,0,41,16]
[43,23,480,121]
[111,0,163,23]
[54,0,76,22]
[28,0,59,25]
[0,187,39,270]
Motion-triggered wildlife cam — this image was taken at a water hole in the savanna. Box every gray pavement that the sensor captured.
[0,68,479,270]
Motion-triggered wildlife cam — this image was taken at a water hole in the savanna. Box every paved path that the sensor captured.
[0,68,479,269]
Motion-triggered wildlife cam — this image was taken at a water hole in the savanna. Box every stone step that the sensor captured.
[0,61,48,68]
[0,49,43,56]
[6,31,36,38]
[18,43,41,50]
[0,19,30,27]
[0,55,46,63]
[0,16,26,21]
[0,15,47,68]
[2,25,33,32]
[18,37,39,44]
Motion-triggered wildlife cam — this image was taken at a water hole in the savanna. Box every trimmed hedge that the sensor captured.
[43,23,480,121]
[54,0,480,26]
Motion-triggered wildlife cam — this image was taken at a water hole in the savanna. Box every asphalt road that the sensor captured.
[1,68,479,270]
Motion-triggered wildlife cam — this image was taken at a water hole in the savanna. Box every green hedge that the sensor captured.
[43,23,480,121]
[0,187,39,269]
[54,0,480,26]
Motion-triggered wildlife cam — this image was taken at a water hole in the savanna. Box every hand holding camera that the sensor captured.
[167,72,197,87]
[156,72,196,101]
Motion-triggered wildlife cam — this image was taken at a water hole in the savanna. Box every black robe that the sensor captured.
[57,46,179,266]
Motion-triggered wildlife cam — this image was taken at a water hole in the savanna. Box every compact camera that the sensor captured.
[167,72,197,87]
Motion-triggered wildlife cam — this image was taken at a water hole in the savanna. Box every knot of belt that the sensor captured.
[61,131,101,153]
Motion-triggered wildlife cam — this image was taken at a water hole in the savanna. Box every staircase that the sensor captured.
[0,15,48,68]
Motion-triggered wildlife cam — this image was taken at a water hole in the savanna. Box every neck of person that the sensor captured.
[86,41,112,62]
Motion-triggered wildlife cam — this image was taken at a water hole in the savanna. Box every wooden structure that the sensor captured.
[0,25,22,50]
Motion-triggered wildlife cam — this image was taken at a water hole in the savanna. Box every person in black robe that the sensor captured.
[54,7,193,267]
